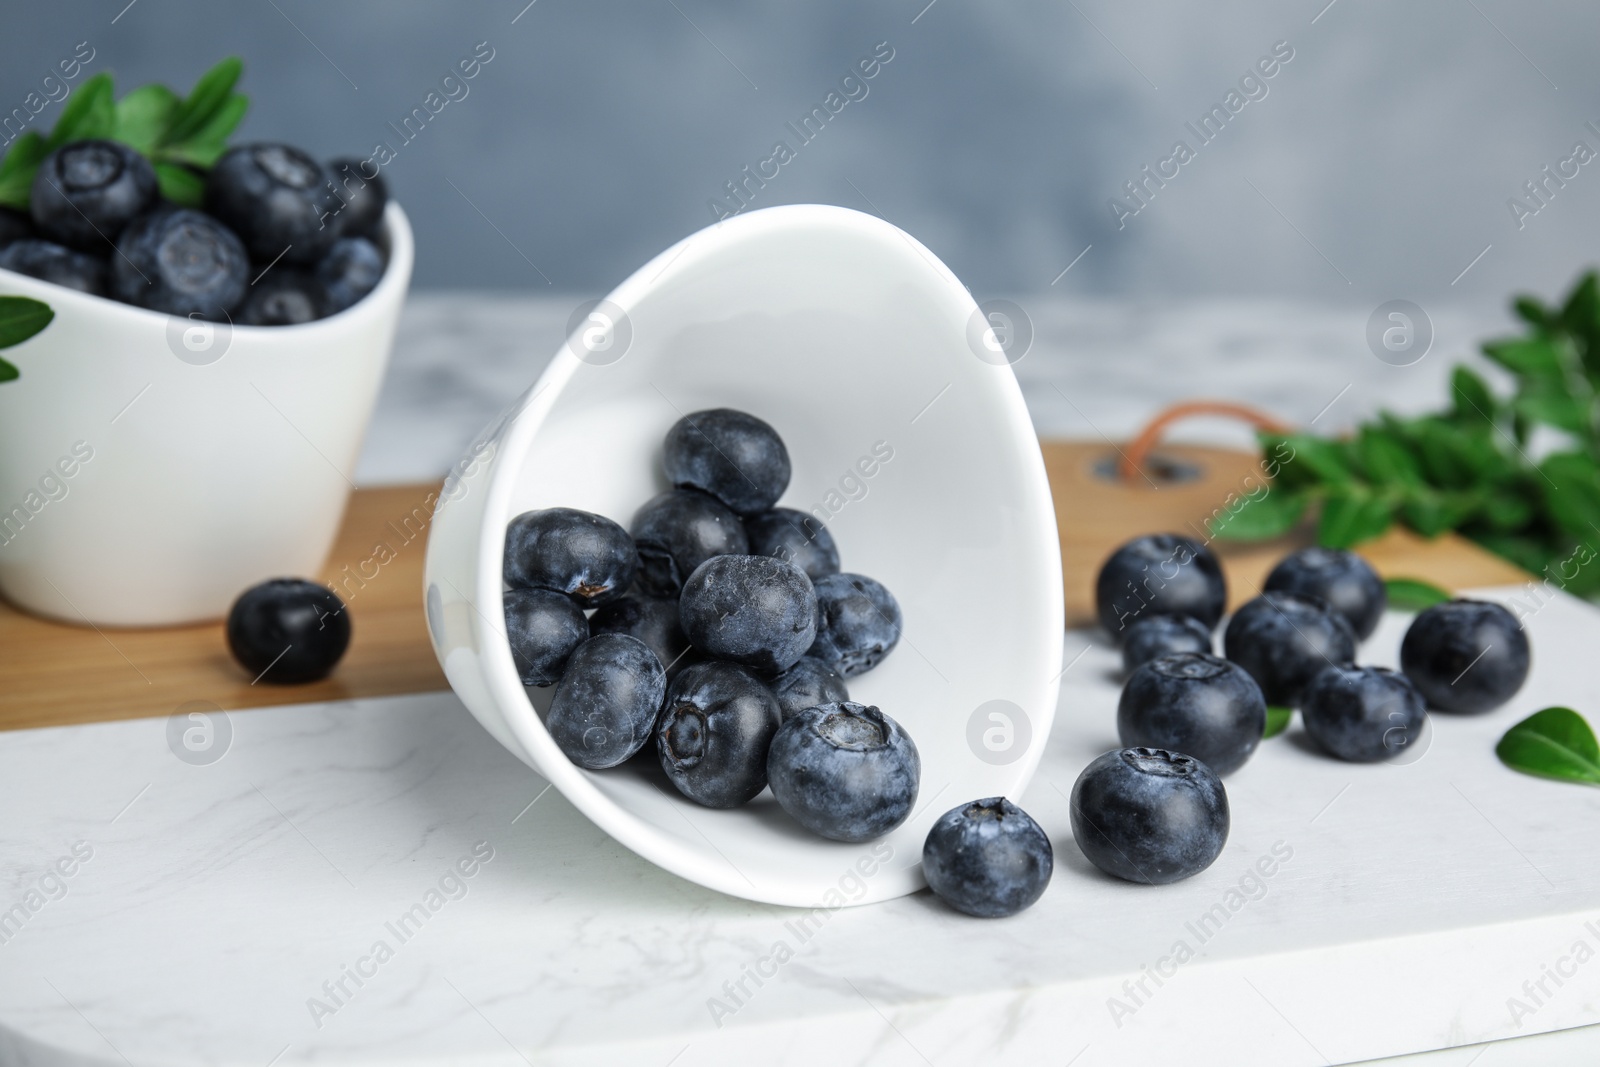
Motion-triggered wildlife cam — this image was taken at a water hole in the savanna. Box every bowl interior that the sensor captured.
[480,205,1063,905]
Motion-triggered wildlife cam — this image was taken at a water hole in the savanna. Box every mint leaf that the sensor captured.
[165,58,243,145]
[1496,707,1600,786]
[0,296,54,349]
[1451,366,1496,422]
[1318,488,1393,548]
[154,162,205,206]
[1263,706,1292,739]
[1208,489,1308,541]
[0,132,47,209]
[0,357,17,383]
[161,92,247,166]
[1384,577,1450,611]
[1358,425,1422,486]
[114,83,180,154]
[46,72,116,149]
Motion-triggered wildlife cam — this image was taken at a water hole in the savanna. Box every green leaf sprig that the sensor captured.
[1212,270,1600,598]
[1383,577,1452,612]
[1496,707,1600,786]
[0,296,55,382]
[0,58,247,210]
[1262,706,1292,739]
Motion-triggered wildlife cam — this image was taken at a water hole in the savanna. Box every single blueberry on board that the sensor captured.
[1095,534,1227,643]
[809,572,902,677]
[0,239,107,296]
[546,634,666,769]
[744,507,840,580]
[590,594,694,678]
[663,408,791,516]
[630,489,748,597]
[1121,613,1213,674]
[922,797,1053,917]
[767,701,920,842]
[657,660,781,808]
[1070,747,1229,885]
[1117,653,1266,776]
[769,655,848,721]
[30,140,157,252]
[503,507,638,608]
[1265,547,1387,641]
[1223,593,1356,708]
[111,210,249,319]
[679,554,817,674]
[1301,665,1427,761]
[205,143,343,265]
[226,578,350,684]
[503,587,589,687]
[315,236,385,313]
[1400,599,1529,714]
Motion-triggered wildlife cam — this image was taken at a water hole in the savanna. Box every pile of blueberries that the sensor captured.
[1076,533,1531,887]
[501,409,932,846]
[0,140,387,325]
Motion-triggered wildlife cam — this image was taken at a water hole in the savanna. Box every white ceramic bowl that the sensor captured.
[0,203,413,626]
[424,204,1062,906]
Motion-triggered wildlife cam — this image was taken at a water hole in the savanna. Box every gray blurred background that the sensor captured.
[4,0,1596,303]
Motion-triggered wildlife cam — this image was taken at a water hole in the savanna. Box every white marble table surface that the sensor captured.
[4,587,1600,1066]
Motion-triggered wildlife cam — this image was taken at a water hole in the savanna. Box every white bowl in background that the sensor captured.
[0,203,413,626]
[423,204,1063,906]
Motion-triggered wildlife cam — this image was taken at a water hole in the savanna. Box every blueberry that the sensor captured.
[744,507,840,579]
[657,660,781,807]
[770,655,848,721]
[663,408,791,516]
[315,236,385,313]
[590,594,693,678]
[327,158,388,239]
[1118,653,1266,776]
[0,239,106,296]
[1122,613,1212,674]
[205,143,341,265]
[1302,665,1427,761]
[1400,599,1529,714]
[546,633,666,769]
[1265,547,1386,641]
[1095,534,1228,643]
[110,209,248,319]
[503,587,589,687]
[679,554,817,673]
[504,507,638,608]
[630,489,748,597]
[0,206,34,249]
[238,270,324,326]
[809,572,901,677]
[1223,593,1356,707]
[29,140,157,253]
[922,798,1052,917]
[226,578,350,684]
[1070,747,1229,884]
[767,701,920,842]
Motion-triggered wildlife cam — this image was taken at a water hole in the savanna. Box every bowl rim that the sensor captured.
[0,200,414,334]
[463,203,1064,905]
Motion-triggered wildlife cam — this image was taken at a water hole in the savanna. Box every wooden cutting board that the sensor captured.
[0,441,1530,732]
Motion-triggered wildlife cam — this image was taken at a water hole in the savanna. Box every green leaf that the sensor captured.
[1559,272,1600,336]
[165,58,243,146]
[1540,451,1600,541]
[1357,425,1422,486]
[0,357,18,382]
[1318,488,1394,548]
[1496,707,1600,786]
[154,163,206,206]
[1451,366,1497,423]
[0,296,55,350]
[113,83,180,154]
[160,93,248,167]
[1482,336,1564,380]
[1515,388,1590,436]
[0,132,48,209]
[1513,295,1551,328]
[1384,577,1451,611]
[1208,489,1309,541]
[46,72,116,149]
[1263,706,1292,739]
